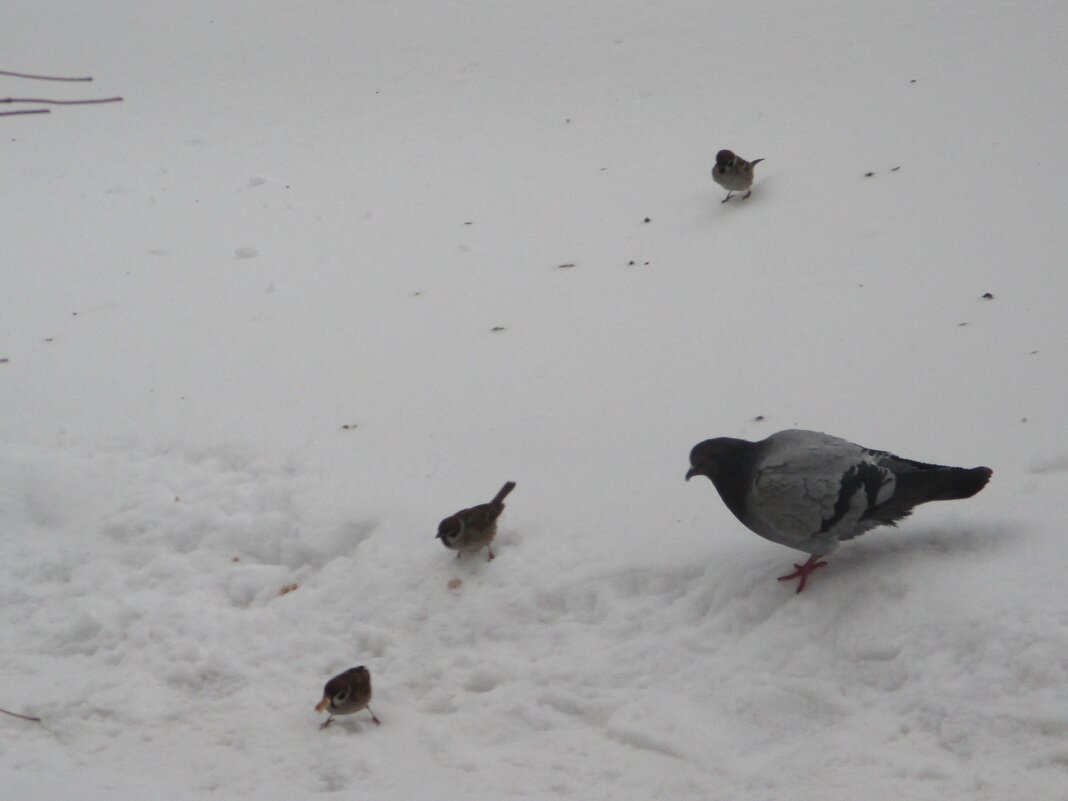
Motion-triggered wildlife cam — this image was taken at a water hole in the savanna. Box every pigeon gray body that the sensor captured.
[686,429,992,590]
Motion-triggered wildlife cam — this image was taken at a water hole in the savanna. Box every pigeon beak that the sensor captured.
[685,467,697,481]
[315,697,329,713]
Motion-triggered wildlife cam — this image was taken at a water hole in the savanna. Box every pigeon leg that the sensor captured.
[721,192,734,203]
[777,555,829,593]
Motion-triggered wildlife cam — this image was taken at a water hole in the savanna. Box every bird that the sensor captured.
[686,429,992,592]
[436,481,516,561]
[315,666,380,729]
[712,149,764,202]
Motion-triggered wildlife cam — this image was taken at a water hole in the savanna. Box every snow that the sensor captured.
[3,1,1068,799]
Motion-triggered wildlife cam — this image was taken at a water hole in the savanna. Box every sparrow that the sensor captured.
[686,429,992,592]
[712,149,764,202]
[436,481,516,561]
[315,666,380,729]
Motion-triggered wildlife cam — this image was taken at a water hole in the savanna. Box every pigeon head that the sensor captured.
[686,437,748,482]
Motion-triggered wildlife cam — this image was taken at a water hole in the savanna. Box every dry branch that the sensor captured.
[0,109,50,117]
[0,69,93,82]
[0,707,42,723]
[0,96,122,106]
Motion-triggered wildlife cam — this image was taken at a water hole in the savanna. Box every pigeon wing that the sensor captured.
[747,434,896,554]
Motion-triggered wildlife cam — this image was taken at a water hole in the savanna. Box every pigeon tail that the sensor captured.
[897,464,992,503]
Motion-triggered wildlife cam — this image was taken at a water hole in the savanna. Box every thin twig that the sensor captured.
[0,707,42,723]
[0,109,51,117]
[0,96,123,106]
[0,70,93,82]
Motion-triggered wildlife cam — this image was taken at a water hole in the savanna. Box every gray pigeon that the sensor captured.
[685,429,992,591]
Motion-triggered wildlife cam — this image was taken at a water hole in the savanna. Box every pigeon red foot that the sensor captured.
[776,555,829,593]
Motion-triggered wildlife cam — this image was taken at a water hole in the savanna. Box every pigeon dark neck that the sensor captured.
[704,439,757,522]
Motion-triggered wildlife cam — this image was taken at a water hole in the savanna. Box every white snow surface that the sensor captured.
[3,2,1068,799]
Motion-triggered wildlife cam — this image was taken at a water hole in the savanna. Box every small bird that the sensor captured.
[436,481,516,561]
[686,430,992,592]
[315,666,380,729]
[712,149,764,202]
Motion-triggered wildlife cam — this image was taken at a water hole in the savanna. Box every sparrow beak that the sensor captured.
[315,697,329,713]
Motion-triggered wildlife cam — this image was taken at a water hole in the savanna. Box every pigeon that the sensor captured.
[437,481,516,561]
[686,429,992,591]
[712,149,764,202]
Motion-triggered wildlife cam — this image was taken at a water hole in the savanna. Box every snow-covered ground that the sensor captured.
[3,2,1067,799]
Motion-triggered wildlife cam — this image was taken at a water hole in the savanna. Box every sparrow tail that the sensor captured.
[491,481,517,504]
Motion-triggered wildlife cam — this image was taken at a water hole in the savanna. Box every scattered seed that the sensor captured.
[278,582,299,596]
[981,292,994,299]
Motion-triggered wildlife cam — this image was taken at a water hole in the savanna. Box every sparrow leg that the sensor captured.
[721,192,734,203]
[320,715,335,730]
[367,707,381,725]
[742,190,752,199]
[486,546,495,562]
[776,555,829,593]
[456,550,462,559]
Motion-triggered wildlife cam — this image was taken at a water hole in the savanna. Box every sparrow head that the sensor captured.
[686,438,741,482]
[437,515,463,546]
[715,149,736,173]
[316,666,369,713]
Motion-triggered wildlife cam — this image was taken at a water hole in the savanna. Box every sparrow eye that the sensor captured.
[334,689,349,703]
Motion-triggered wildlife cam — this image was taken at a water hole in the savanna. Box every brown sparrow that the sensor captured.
[712,149,764,202]
[314,666,380,729]
[436,481,516,561]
